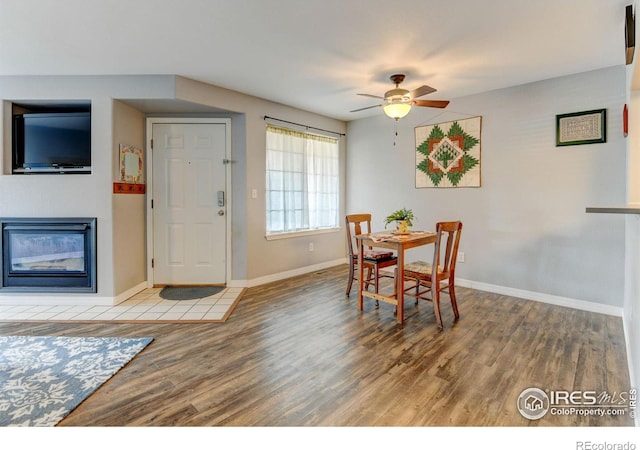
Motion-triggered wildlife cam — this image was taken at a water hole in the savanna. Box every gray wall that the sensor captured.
[174,77,348,283]
[0,75,348,301]
[347,66,627,307]
[0,76,179,299]
[625,68,640,420]
[112,100,146,295]
[2,69,625,307]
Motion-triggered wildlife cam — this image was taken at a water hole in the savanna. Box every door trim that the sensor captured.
[145,117,232,287]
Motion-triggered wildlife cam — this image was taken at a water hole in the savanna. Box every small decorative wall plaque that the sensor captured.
[113,182,146,194]
[119,144,144,183]
[115,144,145,194]
[556,109,606,146]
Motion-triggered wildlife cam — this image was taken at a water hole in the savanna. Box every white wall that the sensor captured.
[347,66,627,309]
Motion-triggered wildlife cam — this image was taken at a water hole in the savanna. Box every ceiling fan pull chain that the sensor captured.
[394,121,398,146]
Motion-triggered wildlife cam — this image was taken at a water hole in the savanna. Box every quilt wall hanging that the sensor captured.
[415,116,482,188]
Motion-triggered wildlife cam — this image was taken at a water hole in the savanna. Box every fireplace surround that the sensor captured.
[0,218,97,293]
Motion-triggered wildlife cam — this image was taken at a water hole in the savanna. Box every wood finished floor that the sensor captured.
[0,264,632,426]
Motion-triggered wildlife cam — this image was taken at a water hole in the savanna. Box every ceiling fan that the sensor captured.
[351,74,449,120]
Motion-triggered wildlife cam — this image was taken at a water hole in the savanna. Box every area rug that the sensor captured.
[159,285,224,300]
[0,335,153,426]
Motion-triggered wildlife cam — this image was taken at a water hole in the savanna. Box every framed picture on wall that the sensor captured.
[556,109,606,146]
[119,144,144,183]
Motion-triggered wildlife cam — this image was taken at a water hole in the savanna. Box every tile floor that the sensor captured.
[0,287,245,322]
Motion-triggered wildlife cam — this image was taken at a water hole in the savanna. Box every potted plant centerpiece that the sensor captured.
[384,207,415,233]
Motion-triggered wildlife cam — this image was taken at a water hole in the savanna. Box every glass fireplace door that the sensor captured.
[1,218,96,293]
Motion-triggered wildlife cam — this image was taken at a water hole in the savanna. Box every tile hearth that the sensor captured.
[0,287,244,322]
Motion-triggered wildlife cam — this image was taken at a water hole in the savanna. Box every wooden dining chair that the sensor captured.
[345,214,397,297]
[402,221,462,329]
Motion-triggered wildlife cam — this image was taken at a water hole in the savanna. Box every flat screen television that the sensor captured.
[13,112,91,174]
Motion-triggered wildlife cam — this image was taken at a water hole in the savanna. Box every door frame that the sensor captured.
[145,117,232,287]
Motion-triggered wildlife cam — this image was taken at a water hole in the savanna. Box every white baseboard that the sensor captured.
[0,295,116,306]
[228,258,348,288]
[0,281,148,306]
[231,263,621,317]
[456,278,623,317]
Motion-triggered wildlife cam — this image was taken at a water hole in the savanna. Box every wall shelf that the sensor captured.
[586,206,640,215]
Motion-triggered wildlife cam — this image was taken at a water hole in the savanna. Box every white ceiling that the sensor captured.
[0,0,633,121]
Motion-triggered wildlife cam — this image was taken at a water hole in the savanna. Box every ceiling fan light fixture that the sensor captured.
[352,73,448,117]
[383,101,411,120]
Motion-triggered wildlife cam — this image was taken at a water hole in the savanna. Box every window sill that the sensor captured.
[265,227,340,241]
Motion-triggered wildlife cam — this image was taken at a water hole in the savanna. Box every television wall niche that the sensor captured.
[11,101,92,175]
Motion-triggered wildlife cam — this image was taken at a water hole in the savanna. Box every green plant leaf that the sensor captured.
[384,208,415,227]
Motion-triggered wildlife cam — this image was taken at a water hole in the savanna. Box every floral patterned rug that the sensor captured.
[0,335,153,426]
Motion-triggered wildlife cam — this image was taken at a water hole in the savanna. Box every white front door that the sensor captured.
[151,121,228,285]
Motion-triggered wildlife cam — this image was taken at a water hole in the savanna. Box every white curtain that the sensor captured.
[266,125,339,234]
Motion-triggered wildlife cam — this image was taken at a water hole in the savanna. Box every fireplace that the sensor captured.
[1,218,97,293]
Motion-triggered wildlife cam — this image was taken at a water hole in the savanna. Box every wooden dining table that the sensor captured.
[356,230,436,324]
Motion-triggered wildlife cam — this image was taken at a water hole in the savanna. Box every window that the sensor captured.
[266,125,339,236]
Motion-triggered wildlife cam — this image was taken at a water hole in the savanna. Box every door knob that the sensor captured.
[218,210,225,216]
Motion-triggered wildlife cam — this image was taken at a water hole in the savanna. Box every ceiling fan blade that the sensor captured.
[357,93,385,100]
[413,99,450,108]
[409,85,437,99]
[350,104,383,112]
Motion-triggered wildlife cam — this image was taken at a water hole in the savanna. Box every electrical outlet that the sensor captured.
[309,242,314,252]
[457,251,465,263]
[251,188,257,199]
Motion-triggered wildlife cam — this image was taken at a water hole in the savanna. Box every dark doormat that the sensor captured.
[159,286,225,301]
